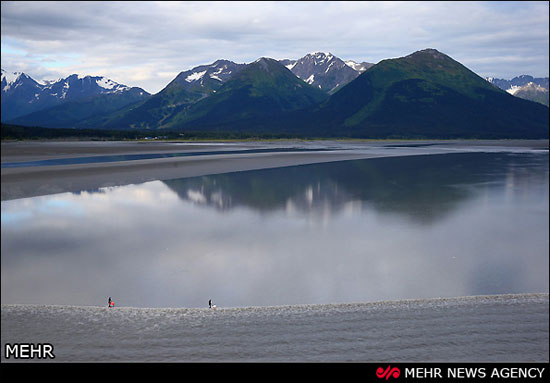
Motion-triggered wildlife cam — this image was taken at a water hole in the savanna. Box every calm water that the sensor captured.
[1,151,548,309]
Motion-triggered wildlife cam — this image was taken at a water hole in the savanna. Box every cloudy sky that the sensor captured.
[1,1,548,94]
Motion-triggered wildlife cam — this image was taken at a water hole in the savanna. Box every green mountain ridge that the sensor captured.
[160,57,329,130]
[306,49,548,138]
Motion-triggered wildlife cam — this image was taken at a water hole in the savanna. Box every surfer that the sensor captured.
[108,297,114,308]
[209,299,212,309]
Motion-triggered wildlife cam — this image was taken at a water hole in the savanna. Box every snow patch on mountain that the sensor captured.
[344,60,372,73]
[507,85,521,95]
[185,71,207,83]
[209,65,227,81]
[285,62,297,71]
[96,77,128,91]
[36,78,62,87]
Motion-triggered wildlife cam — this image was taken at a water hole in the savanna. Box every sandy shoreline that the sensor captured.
[2,139,548,201]
[2,293,548,362]
[3,292,546,311]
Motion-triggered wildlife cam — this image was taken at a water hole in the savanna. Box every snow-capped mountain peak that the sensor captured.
[1,69,23,85]
[304,52,335,66]
[282,52,368,94]
[1,69,35,92]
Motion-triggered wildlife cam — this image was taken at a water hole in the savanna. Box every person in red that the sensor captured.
[108,297,114,308]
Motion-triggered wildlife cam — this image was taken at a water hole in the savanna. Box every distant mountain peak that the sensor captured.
[1,69,38,92]
[282,52,365,93]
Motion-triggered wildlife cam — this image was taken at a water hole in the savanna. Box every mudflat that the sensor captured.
[2,139,548,201]
[1,140,260,162]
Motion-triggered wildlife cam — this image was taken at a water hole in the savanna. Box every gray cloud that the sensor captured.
[1,1,548,94]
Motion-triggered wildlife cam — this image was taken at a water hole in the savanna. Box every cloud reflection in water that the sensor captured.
[1,152,548,308]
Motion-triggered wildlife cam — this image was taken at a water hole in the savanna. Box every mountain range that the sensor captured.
[2,49,548,139]
[1,69,150,126]
[486,75,549,106]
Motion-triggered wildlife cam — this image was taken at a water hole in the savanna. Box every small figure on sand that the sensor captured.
[108,297,114,308]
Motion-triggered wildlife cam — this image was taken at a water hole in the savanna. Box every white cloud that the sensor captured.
[1,1,548,94]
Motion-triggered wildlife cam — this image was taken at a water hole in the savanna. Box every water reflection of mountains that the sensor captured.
[162,152,548,223]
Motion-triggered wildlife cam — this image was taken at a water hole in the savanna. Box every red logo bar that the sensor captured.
[376,365,401,380]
